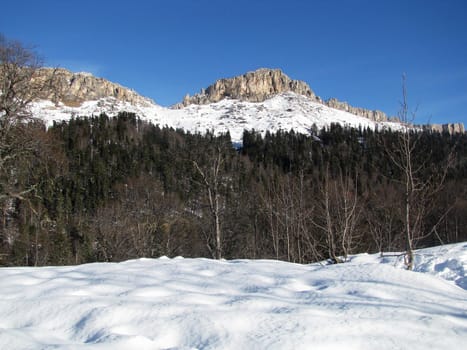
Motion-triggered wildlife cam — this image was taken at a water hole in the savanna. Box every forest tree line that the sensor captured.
[1,112,466,266]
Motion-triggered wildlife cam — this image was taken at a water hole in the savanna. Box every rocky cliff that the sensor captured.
[176,68,464,134]
[325,98,395,123]
[36,68,154,107]
[176,68,397,123]
[325,98,466,133]
[422,123,465,134]
[176,68,320,107]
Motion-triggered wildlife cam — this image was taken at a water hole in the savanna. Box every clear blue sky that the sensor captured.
[2,0,467,124]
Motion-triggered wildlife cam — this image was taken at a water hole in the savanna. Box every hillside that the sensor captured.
[1,113,466,267]
[0,243,466,349]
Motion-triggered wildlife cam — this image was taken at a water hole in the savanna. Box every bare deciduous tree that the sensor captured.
[365,186,403,255]
[88,176,180,262]
[0,34,58,204]
[384,76,454,269]
[312,167,362,263]
[193,145,225,259]
[260,171,323,263]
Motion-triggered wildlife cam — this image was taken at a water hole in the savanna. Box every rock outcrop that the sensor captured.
[325,98,465,133]
[176,68,396,122]
[36,68,154,107]
[325,98,394,123]
[176,68,320,107]
[326,97,465,133]
[422,123,465,134]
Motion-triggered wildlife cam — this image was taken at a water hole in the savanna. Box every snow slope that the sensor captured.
[1,243,466,350]
[30,92,401,143]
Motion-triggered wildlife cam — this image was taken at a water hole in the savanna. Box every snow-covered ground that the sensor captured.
[30,92,401,143]
[1,243,466,350]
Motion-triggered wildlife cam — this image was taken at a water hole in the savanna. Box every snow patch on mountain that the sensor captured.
[31,92,402,143]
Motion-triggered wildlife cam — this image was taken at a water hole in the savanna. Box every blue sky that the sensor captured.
[2,0,467,124]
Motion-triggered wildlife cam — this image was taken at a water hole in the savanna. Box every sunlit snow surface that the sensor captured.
[30,92,402,143]
[0,243,466,349]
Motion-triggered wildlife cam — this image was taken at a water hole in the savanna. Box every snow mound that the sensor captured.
[0,243,466,349]
[412,243,467,289]
[346,242,467,290]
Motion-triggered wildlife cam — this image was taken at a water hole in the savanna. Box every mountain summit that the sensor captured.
[177,68,318,107]
[175,68,465,134]
[175,68,396,124]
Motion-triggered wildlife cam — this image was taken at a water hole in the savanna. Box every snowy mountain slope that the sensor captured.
[0,243,466,350]
[30,92,401,143]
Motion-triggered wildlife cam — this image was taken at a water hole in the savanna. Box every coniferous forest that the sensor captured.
[1,112,466,266]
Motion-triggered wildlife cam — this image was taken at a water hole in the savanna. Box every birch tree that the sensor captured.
[192,144,226,259]
[385,76,454,270]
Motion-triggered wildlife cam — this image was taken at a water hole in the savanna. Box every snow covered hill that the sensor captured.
[30,91,401,143]
[1,243,466,349]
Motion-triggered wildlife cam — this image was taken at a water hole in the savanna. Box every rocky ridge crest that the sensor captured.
[36,68,154,107]
[176,68,319,107]
[177,68,464,134]
[325,97,464,133]
[325,98,394,123]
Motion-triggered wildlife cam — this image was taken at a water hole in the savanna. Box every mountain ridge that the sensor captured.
[175,68,464,133]
[33,67,465,135]
[37,68,155,107]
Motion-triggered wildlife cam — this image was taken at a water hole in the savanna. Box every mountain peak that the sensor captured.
[176,68,319,107]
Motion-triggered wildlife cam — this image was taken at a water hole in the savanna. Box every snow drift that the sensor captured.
[0,243,466,349]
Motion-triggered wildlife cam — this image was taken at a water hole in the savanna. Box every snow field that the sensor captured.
[0,244,466,349]
[30,92,401,143]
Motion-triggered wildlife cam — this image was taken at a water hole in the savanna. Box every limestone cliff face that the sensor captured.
[325,98,465,133]
[422,123,465,134]
[37,68,154,107]
[325,98,394,123]
[177,68,320,107]
[176,68,394,123]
